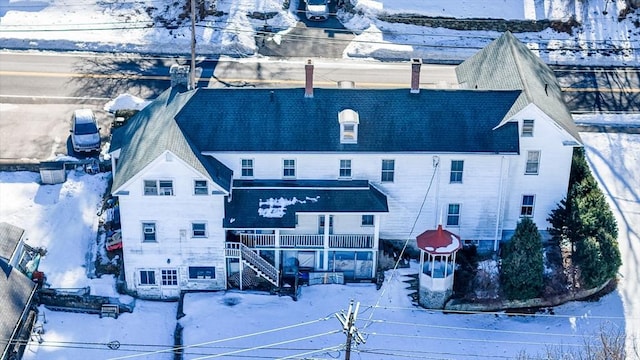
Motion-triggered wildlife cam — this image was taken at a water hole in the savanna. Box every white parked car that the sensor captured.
[70,109,101,153]
[305,0,329,21]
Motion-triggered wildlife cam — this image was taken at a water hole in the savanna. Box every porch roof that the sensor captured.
[224,180,388,228]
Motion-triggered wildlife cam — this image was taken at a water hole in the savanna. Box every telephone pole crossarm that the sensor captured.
[335,300,365,360]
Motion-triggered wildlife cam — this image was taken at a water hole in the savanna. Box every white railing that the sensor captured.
[329,234,373,248]
[225,242,279,286]
[225,242,241,257]
[239,234,275,247]
[280,234,324,247]
[420,272,454,292]
[237,233,374,249]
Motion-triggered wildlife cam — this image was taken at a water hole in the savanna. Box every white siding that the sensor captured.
[279,213,376,236]
[209,152,512,242]
[502,105,576,237]
[117,151,227,298]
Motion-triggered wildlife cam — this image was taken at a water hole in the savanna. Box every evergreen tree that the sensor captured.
[500,217,544,300]
[547,148,621,289]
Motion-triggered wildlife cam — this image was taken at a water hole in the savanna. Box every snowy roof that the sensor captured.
[109,88,233,193]
[456,31,581,143]
[0,222,24,263]
[0,260,37,358]
[224,180,388,229]
[416,225,462,255]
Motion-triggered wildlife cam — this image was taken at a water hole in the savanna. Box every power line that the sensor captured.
[276,344,344,360]
[363,331,599,348]
[365,318,604,338]
[190,330,342,360]
[363,303,633,320]
[354,347,516,359]
[106,315,333,360]
[361,157,440,333]
[1,18,638,51]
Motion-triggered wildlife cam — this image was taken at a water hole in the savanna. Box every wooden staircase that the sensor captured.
[225,243,279,287]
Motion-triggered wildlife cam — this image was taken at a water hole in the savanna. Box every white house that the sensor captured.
[108,32,581,300]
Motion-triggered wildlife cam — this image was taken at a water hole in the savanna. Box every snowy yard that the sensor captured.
[1,0,639,358]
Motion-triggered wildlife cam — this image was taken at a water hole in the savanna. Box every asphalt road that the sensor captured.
[1,51,638,161]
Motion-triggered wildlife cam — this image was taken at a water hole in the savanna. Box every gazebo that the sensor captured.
[416,225,462,309]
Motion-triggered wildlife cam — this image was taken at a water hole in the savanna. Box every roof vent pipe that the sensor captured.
[305,59,314,98]
[410,58,422,94]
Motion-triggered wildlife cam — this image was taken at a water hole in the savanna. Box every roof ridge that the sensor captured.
[506,32,534,104]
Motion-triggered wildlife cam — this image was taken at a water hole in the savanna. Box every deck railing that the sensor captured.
[329,234,373,248]
[238,233,275,247]
[280,234,324,247]
[225,242,279,286]
[236,233,374,249]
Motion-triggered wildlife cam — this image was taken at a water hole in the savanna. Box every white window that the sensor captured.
[522,119,535,137]
[283,159,296,178]
[339,159,352,178]
[142,222,156,242]
[447,204,460,226]
[189,266,215,280]
[194,180,208,195]
[192,222,207,238]
[144,180,173,195]
[525,151,541,175]
[241,159,254,177]
[144,180,157,195]
[139,270,156,285]
[450,160,464,183]
[161,269,178,286]
[381,159,395,182]
[339,109,359,144]
[361,215,374,226]
[159,180,173,195]
[521,195,535,217]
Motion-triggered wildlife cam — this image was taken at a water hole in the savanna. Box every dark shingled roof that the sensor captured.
[455,31,581,143]
[110,88,233,193]
[176,88,521,153]
[1,260,36,359]
[0,222,24,263]
[224,180,388,229]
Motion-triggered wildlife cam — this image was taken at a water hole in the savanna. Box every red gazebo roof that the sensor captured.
[416,225,462,255]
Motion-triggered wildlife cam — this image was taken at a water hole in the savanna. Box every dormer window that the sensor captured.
[339,109,359,144]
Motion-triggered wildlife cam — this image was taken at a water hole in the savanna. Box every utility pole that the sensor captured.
[335,300,365,360]
[189,0,197,90]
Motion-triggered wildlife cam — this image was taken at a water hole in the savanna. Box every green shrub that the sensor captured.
[500,217,544,300]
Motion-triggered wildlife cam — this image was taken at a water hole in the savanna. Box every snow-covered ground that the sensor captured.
[1,129,638,359]
[0,0,638,65]
[1,0,639,358]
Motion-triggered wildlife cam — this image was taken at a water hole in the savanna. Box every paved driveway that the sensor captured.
[258,3,354,58]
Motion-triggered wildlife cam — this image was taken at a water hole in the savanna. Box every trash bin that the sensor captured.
[39,161,66,184]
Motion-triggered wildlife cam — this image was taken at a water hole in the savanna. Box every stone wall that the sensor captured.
[419,287,452,309]
[444,279,612,312]
[377,14,580,35]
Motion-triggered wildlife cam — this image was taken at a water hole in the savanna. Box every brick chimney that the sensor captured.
[169,64,190,88]
[305,59,314,98]
[410,58,422,94]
